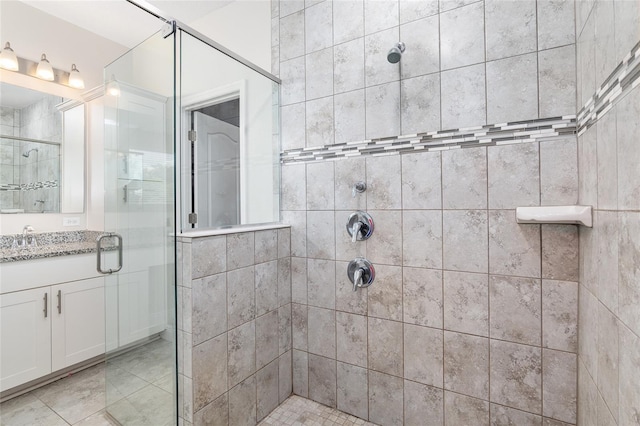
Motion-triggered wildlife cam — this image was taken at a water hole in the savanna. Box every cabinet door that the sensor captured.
[0,288,51,392]
[51,278,105,371]
[118,267,166,347]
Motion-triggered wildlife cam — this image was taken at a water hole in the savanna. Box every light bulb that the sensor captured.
[0,42,19,71]
[68,64,84,89]
[36,54,54,81]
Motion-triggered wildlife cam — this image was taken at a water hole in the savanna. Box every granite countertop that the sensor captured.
[0,231,111,263]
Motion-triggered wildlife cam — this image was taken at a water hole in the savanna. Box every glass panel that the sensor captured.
[102,28,177,425]
[179,30,280,231]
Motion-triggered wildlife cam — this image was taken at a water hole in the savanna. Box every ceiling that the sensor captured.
[21,0,235,48]
[0,0,237,90]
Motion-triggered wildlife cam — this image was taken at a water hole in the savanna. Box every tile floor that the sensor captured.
[0,339,175,426]
[1,340,376,426]
[258,396,378,426]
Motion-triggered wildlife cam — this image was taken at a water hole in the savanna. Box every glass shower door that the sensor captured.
[101,27,177,426]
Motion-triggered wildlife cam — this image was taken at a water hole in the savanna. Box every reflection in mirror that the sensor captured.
[0,83,63,213]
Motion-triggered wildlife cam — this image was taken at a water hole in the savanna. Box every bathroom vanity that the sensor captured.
[0,253,104,393]
[0,230,166,395]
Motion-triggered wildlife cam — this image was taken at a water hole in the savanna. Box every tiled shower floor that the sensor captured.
[258,396,378,426]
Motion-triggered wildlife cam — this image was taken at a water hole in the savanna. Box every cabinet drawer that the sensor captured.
[0,254,101,294]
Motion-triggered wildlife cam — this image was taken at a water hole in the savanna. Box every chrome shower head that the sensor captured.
[387,42,405,63]
[22,148,38,158]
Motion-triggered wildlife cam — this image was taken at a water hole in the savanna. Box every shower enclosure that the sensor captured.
[102,23,177,425]
[100,8,280,424]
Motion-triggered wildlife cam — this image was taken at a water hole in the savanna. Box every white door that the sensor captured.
[51,278,105,371]
[194,111,240,228]
[0,288,51,392]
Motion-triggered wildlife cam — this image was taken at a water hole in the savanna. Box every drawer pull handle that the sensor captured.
[57,290,62,314]
[43,293,48,318]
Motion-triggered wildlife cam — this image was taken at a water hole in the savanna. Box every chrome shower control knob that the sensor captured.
[352,181,367,198]
[346,211,374,243]
[347,257,375,291]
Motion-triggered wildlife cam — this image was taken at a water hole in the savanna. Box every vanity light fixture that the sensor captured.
[1,43,85,89]
[0,42,19,71]
[68,64,84,89]
[36,54,55,81]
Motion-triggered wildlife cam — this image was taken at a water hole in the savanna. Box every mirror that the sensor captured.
[0,82,84,214]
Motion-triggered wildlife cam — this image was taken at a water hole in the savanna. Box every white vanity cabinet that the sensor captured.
[51,277,105,371]
[0,287,52,391]
[0,255,106,393]
[118,269,166,346]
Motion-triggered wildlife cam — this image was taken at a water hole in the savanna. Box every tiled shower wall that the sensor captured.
[0,96,62,141]
[575,1,640,425]
[18,95,62,142]
[176,228,292,425]
[274,0,580,424]
[273,0,576,147]
[283,142,580,426]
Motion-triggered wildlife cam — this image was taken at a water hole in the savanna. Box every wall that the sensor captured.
[575,1,640,425]
[85,96,105,232]
[275,0,580,424]
[176,227,292,425]
[0,1,129,90]
[190,0,272,71]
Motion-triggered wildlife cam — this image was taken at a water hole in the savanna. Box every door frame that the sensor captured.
[179,80,247,231]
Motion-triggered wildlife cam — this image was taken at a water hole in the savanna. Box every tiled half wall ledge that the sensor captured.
[176,227,293,425]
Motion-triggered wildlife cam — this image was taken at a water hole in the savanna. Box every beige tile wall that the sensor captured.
[575,1,640,425]
[176,228,293,426]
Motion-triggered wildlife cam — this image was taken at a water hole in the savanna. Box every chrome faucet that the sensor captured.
[22,225,37,247]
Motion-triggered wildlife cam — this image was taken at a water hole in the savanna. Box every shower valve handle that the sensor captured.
[352,181,366,198]
[346,211,374,242]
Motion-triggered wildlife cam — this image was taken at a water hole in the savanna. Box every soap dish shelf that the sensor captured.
[515,205,592,227]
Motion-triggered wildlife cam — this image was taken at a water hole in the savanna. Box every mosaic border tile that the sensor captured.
[0,180,58,191]
[281,116,576,164]
[577,40,640,135]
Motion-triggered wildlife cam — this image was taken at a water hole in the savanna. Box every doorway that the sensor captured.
[190,98,241,229]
